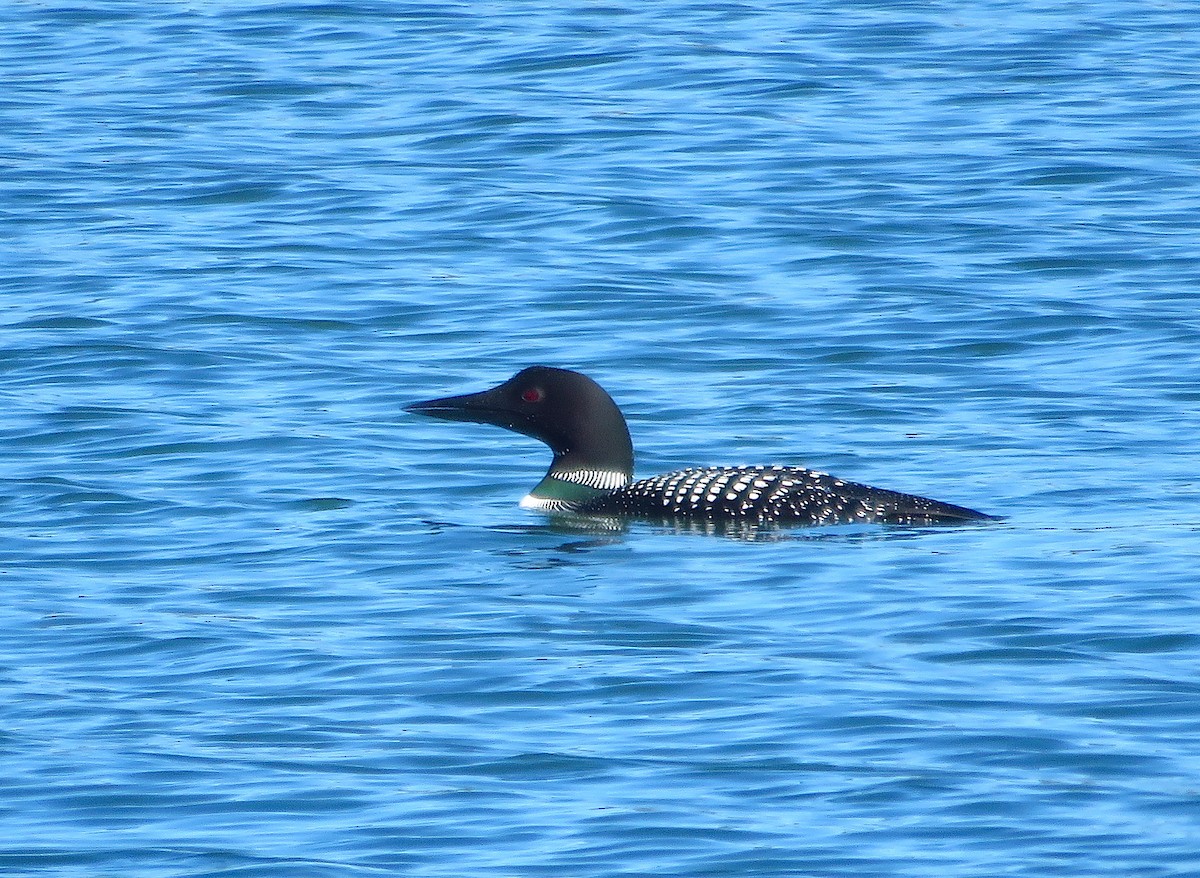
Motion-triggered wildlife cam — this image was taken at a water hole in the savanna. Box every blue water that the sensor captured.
[4,1,1200,875]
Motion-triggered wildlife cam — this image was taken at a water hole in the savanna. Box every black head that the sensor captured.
[405,366,635,477]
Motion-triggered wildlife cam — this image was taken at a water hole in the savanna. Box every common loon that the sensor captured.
[406,366,996,527]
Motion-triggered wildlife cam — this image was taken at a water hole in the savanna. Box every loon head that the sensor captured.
[405,367,635,504]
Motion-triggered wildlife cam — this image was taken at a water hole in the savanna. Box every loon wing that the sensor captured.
[580,466,995,526]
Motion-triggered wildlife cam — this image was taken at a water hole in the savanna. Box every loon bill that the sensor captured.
[405,366,998,527]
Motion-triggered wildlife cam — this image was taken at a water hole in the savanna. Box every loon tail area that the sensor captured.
[877,496,999,525]
[878,496,998,525]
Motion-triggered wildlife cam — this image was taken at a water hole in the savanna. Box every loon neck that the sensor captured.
[522,460,631,510]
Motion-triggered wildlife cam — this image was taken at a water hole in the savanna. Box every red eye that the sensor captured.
[521,387,544,403]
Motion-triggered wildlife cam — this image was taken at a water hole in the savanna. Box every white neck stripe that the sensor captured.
[552,469,629,491]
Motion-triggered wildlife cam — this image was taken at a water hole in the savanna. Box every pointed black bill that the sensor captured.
[404,385,525,432]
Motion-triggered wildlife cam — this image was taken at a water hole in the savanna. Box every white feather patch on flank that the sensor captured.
[520,494,574,511]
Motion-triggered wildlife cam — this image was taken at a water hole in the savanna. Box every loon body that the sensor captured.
[406,366,996,527]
